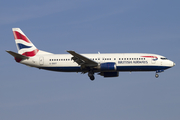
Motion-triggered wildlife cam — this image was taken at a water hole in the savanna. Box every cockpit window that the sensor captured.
[161,58,168,60]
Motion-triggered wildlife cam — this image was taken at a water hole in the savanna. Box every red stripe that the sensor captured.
[22,49,39,57]
[141,56,158,58]
[13,31,31,43]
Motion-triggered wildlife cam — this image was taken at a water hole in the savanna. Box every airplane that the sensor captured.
[6,28,175,81]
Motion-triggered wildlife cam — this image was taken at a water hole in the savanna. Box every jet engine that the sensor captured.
[99,62,117,72]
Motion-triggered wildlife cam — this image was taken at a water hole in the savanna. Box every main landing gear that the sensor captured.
[88,71,95,81]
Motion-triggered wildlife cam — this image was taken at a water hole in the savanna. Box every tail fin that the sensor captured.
[12,28,39,57]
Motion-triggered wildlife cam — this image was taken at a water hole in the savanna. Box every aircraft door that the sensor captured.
[39,57,44,65]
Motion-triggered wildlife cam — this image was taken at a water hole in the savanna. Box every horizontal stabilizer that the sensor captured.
[6,50,29,60]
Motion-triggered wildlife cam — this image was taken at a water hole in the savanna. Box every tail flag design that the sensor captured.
[12,28,39,57]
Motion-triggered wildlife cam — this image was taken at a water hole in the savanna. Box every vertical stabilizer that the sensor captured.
[12,28,39,57]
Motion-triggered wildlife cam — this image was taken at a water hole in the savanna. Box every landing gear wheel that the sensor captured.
[88,71,95,81]
[90,76,95,81]
[155,74,159,78]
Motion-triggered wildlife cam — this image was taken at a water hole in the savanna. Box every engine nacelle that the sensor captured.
[99,72,119,77]
[100,62,117,72]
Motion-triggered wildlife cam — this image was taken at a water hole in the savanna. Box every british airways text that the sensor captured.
[118,61,148,64]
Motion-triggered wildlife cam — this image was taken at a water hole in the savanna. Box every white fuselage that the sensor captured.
[20,53,175,72]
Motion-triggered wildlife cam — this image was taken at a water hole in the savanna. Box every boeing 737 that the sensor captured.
[6,28,175,80]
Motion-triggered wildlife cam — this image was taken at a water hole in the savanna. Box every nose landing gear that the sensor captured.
[155,69,164,78]
[155,73,159,78]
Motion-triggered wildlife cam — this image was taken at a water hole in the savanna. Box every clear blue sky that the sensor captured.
[0,0,180,120]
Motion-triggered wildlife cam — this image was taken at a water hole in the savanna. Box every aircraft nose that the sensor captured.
[168,60,175,67]
[170,61,175,67]
[173,62,176,66]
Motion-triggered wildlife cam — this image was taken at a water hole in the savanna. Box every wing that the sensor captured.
[67,50,98,67]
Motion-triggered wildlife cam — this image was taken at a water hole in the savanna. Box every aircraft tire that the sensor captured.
[90,76,95,81]
[155,74,159,78]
